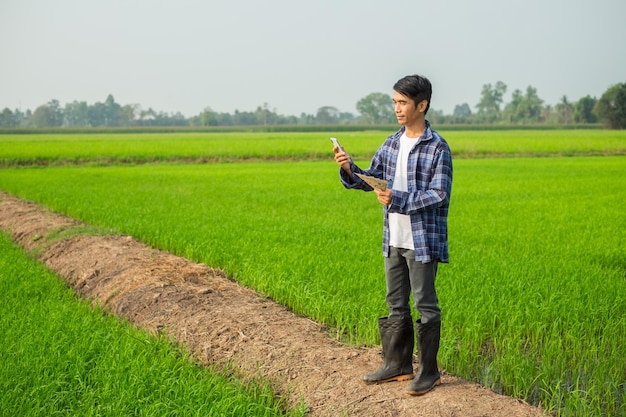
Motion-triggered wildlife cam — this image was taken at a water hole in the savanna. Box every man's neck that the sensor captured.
[404,119,426,139]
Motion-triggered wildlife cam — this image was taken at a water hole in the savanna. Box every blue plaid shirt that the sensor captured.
[340,121,453,263]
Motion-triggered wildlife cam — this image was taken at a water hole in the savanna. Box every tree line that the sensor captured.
[1,81,625,129]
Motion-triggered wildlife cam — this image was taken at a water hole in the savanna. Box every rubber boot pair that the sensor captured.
[362,317,414,384]
[406,320,441,396]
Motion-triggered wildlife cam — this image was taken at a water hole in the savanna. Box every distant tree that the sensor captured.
[170,112,188,126]
[215,112,234,126]
[63,100,90,127]
[554,95,574,124]
[338,111,356,124]
[0,108,17,127]
[31,105,53,127]
[103,94,121,126]
[282,114,299,124]
[18,109,32,127]
[152,111,187,126]
[298,112,315,125]
[233,109,257,125]
[356,92,394,124]
[523,86,544,122]
[504,86,544,124]
[255,103,277,125]
[316,106,340,124]
[426,108,448,124]
[135,107,155,125]
[119,104,139,127]
[594,83,626,129]
[204,109,218,126]
[452,103,472,123]
[541,104,556,124]
[573,95,598,123]
[32,100,63,127]
[475,81,507,123]
[503,89,523,123]
[88,101,106,126]
[48,99,63,125]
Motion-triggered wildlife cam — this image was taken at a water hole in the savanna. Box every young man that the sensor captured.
[333,74,453,396]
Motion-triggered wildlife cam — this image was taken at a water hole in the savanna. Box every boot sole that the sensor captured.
[405,377,441,395]
[362,373,414,385]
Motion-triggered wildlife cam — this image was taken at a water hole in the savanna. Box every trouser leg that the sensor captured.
[384,247,412,320]
[407,259,440,324]
[385,247,441,323]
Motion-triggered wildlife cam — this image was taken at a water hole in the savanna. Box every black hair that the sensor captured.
[393,74,432,114]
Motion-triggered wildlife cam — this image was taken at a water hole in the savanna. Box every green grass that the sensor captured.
[0,232,306,417]
[444,157,625,414]
[0,129,625,166]
[0,130,624,416]
[443,129,626,157]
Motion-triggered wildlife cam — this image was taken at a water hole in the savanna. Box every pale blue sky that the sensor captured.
[1,0,624,117]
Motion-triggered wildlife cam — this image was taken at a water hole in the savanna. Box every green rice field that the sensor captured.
[1,129,625,416]
[1,129,624,167]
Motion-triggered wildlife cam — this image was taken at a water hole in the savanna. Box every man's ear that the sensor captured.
[417,99,428,113]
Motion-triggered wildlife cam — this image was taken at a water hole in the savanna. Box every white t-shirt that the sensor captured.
[389,132,420,250]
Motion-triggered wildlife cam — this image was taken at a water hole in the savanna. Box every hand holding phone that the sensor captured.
[330,137,344,153]
[331,136,352,174]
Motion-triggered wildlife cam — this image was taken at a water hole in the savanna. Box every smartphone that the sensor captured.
[330,137,344,152]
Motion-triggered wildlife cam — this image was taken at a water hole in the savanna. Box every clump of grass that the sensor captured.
[28,225,117,257]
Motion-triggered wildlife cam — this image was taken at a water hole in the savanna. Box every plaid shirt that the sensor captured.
[340,121,453,263]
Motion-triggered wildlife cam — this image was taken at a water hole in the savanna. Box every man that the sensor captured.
[333,74,452,396]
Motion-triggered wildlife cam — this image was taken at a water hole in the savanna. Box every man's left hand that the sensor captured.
[375,188,392,206]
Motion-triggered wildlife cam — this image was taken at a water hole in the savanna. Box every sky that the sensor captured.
[1,0,625,118]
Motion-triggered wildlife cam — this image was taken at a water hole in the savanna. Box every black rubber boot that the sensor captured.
[363,317,414,384]
[406,320,441,395]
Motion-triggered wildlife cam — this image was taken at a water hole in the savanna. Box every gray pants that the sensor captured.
[384,246,441,323]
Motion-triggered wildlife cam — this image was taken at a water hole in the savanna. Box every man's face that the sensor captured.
[393,91,425,126]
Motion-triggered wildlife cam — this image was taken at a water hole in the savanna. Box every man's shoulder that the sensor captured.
[379,127,404,148]
[388,127,404,140]
[428,126,450,150]
[432,130,448,144]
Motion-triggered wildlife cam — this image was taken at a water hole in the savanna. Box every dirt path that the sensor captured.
[0,191,546,417]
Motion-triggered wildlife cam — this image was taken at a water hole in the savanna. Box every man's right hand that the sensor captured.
[333,147,352,175]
